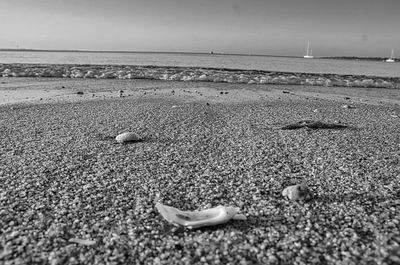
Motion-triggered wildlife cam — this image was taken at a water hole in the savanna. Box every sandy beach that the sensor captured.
[1,77,399,264]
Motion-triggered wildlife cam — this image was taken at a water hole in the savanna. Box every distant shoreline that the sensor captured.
[319,56,396,62]
[0,48,393,61]
[0,48,298,58]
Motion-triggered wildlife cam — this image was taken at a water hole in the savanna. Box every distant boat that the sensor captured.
[386,49,395,62]
[304,41,314,59]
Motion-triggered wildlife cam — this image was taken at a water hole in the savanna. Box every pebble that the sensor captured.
[282,182,312,201]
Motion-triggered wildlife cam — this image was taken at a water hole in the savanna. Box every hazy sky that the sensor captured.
[1,0,399,57]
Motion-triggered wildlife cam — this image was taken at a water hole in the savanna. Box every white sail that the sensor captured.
[304,41,314,59]
[386,50,395,63]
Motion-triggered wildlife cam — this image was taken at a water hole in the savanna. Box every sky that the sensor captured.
[1,0,399,57]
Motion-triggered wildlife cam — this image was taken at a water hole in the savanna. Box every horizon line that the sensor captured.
[0,48,300,58]
[0,48,393,60]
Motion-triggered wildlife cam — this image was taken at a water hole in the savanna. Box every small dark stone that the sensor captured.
[61,86,65,88]
[224,92,229,94]
[175,244,184,250]
[119,90,124,93]
[76,91,84,95]
[206,103,210,105]
[220,92,224,94]
[282,91,290,94]
[344,97,351,100]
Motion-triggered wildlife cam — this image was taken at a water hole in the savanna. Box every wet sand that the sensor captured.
[1,77,399,106]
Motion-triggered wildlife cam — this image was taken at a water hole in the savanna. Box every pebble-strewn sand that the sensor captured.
[1,63,400,89]
[0,78,399,264]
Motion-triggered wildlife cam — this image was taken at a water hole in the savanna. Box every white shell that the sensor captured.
[68,238,96,246]
[115,132,141,143]
[342,104,356,109]
[155,203,246,229]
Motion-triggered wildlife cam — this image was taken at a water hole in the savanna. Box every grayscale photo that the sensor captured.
[0,0,399,264]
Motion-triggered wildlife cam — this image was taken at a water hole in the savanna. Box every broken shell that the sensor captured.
[155,203,246,229]
[282,182,311,201]
[68,238,96,246]
[115,132,141,143]
[342,104,356,109]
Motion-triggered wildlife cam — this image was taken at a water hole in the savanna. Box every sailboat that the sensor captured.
[304,41,314,59]
[386,50,395,63]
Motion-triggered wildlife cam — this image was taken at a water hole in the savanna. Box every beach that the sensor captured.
[1,76,399,264]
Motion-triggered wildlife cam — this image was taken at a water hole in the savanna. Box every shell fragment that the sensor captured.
[156,203,246,229]
[68,238,96,246]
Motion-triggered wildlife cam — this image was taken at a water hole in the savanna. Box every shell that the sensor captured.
[342,104,356,109]
[282,182,312,201]
[68,238,96,246]
[115,132,141,143]
[155,203,246,229]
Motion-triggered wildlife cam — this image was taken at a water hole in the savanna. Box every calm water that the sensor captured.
[1,51,400,77]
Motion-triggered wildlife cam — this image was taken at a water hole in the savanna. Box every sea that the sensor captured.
[1,50,400,78]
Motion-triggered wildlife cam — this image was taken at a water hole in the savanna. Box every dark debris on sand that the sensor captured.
[281,120,350,130]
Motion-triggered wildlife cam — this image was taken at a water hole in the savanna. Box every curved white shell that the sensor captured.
[155,203,246,229]
[115,132,141,143]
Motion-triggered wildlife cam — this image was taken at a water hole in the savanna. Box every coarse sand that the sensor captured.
[0,77,399,264]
